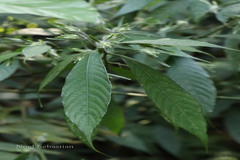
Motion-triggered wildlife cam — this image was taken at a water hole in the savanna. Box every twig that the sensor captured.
[0,89,61,93]
[0,89,148,97]
[217,96,240,101]
[112,91,147,97]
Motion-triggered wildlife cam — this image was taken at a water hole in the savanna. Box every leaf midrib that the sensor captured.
[85,54,92,136]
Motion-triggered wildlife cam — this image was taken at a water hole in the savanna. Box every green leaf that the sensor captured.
[218,0,239,4]
[225,37,240,70]
[0,151,19,160]
[224,110,240,144]
[61,52,112,149]
[189,0,212,21]
[39,58,73,91]
[176,46,214,57]
[123,57,208,147]
[122,38,236,50]
[148,0,188,22]
[158,46,207,62]
[217,3,240,22]
[0,0,102,23]
[115,0,155,17]
[154,126,181,157]
[110,66,136,80]
[105,125,153,153]
[15,152,40,160]
[0,52,21,63]
[167,58,216,114]
[22,44,51,58]
[0,60,19,81]
[101,100,124,134]
[0,119,74,143]
[0,142,24,153]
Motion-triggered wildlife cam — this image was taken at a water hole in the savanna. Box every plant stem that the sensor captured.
[217,96,240,100]
[0,88,148,97]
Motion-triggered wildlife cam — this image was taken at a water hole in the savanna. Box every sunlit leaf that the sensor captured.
[22,44,51,58]
[0,0,102,23]
[122,38,236,51]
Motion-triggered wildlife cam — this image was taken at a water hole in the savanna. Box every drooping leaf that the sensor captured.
[0,0,102,23]
[209,100,233,118]
[105,125,156,153]
[189,0,212,21]
[0,60,19,81]
[123,57,208,147]
[224,110,240,144]
[39,58,73,91]
[62,52,112,149]
[101,100,124,134]
[122,38,236,50]
[22,44,51,58]
[217,3,240,22]
[167,58,216,114]
[0,52,21,63]
[154,126,181,157]
[106,130,149,153]
[149,0,188,22]
[203,61,234,80]
[115,0,155,17]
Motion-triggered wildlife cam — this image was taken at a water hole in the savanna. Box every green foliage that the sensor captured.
[0,52,21,63]
[39,56,78,91]
[122,38,233,49]
[0,60,19,81]
[189,0,213,22]
[224,110,240,144]
[115,0,155,17]
[22,43,51,59]
[61,52,112,149]
[167,58,216,114]
[124,57,208,147]
[101,100,124,134]
[217,3,240,22]
[1,0,240,159]
[0,0,101,23]
[15,153,40,160]
[154,126,181,157]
